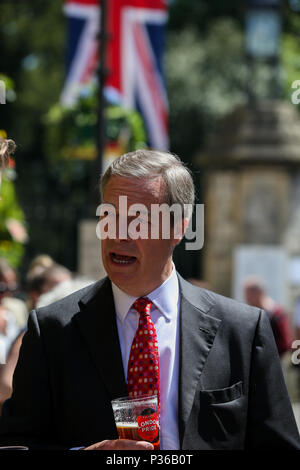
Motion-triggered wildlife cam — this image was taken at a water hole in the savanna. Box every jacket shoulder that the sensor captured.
[179,274,262,326]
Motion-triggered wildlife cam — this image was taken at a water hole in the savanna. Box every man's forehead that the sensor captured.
[104,175,167,200]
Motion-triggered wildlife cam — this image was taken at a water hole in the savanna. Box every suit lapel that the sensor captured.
[75,278,127,400]
[177,275,221,446]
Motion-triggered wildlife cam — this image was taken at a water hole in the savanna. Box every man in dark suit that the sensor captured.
[0,149,299,450]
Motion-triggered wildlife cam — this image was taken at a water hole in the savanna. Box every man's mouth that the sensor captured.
[110,252,137,265]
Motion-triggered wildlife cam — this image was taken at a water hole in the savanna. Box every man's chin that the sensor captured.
[110,276,142,297]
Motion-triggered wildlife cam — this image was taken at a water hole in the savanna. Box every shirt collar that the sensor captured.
[112,263,179,323]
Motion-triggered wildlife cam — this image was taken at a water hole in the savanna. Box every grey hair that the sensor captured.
[101,149,195,220]
[0,138,16,169]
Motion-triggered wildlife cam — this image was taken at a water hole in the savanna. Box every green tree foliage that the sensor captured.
[167,18,248,159]
[44,97,147,165]
[168,0,244,32]
[281,9,300,99]
[0,1,64,151]
[167,1,300,161]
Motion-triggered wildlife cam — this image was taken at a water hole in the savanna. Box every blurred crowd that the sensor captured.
[0,254,95,414]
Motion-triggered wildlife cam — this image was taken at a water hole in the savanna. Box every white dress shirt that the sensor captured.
[112,265,180,450]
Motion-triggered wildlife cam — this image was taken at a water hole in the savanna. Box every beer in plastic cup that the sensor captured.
[111,395,160,450]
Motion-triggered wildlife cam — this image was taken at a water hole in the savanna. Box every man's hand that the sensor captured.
[83,439,154,450]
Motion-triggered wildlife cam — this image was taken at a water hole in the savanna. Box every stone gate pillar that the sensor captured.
[196,100,300,310]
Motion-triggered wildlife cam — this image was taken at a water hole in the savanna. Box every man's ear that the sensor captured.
[172,217,189,247]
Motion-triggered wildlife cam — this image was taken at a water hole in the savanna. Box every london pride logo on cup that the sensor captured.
[136,407,159,443]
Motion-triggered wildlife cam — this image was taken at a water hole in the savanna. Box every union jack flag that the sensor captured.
[61,0,100,107]
[61,0,169,150]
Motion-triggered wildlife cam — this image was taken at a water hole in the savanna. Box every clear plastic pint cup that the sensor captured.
[111,395,160,450]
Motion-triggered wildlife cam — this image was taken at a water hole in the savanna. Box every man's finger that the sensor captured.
[83,439,154,450]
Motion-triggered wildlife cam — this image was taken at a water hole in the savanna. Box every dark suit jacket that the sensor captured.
[0,274,299,450]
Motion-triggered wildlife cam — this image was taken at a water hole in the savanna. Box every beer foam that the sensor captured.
[117,422,139,428]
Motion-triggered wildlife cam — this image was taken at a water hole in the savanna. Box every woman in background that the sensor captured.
[0,137,15,178]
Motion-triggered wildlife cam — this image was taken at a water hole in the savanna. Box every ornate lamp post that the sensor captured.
[245,0,282,101]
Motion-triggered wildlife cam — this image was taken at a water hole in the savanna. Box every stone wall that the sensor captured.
[203,165,291,300]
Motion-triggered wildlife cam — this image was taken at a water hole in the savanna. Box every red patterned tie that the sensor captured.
[127,297,160,409]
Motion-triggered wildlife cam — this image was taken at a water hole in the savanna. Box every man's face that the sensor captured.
[101,175,184,296]
[244,286,262,308]
[0,268,17,301]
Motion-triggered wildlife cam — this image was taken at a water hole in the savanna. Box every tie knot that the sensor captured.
[133,297,152,316]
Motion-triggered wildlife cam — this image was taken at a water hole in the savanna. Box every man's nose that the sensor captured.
[116,216,131,241]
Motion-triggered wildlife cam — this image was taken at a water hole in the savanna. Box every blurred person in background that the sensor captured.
[0,259,21,367]
[0,136,15,179]
[27,254,55,272]
[243,276,294,358]
[0,330,24,416]
[0,135,28,269]
[0,258,28,330]
[26,265,50,311]
[26,262,73,310]
[294,297,300,341]
[39,264,72,294]
[26,254,55,310]
[36,276,95,309]
[25,258,67,311]
[0,138,26,414]
[0,260,74,414]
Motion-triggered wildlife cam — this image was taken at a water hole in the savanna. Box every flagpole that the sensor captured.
[96,0,108,203]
